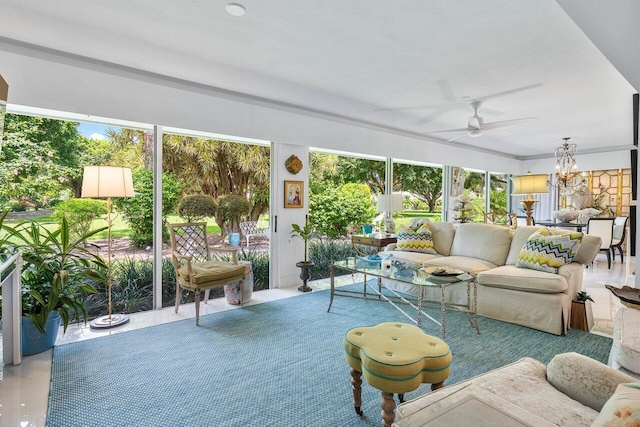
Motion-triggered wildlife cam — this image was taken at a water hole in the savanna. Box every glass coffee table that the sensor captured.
[328,257,480,339]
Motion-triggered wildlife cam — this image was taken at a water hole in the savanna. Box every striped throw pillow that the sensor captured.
[516,227,583,273]
[396,223,437,254]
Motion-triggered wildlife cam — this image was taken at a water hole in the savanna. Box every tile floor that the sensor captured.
[0,253,634,427]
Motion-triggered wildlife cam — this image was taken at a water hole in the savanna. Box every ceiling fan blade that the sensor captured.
[481,117,537,130]
[446,132,469,143]
[424,128,470,134]
[478,84,543,102]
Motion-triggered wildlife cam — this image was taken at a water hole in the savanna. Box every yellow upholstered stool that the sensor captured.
[343,322,451,427]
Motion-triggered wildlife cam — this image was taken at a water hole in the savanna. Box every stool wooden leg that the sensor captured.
[350,368,363,416]
[381,391,396,427]
[431,381,445,391]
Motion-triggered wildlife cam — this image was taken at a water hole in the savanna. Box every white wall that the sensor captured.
[521,150,631,174]
[270,143,309,288]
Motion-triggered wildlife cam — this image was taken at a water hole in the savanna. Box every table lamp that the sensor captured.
[377,193,404,235]
[511,172,549,226]
[82,166,134,329]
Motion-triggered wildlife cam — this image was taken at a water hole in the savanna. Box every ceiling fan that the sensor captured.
[425,99,537,142]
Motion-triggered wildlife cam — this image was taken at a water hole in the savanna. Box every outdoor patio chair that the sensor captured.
[239,221,270,248]
[169,222,246,325]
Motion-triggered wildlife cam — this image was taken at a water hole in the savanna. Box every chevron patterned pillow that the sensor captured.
[396,223,437,254]
[516,227,583,273]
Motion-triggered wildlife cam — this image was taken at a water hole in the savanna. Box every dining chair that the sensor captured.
[483,211,518,229]
[610,216,629,263]
[169,222,247,325]
[586,218,615,269]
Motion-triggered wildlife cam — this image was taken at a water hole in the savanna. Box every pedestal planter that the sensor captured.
[296,261,314,292]
[570,300,594,332]
[22,310,61,356]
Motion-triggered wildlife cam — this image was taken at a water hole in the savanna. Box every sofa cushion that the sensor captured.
[477,265,568,293]
[396,223,437,254]
[610,307,640,375]
[515,228,582,274]
[591,382,640,426]
[506,225,600,266]
[449,223,512,266]
[379,250,443,265]
[429,221,456,256]
[422,256,497,276]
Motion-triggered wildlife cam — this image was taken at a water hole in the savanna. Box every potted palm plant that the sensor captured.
[2,214,107,355]
[290,219,318,292]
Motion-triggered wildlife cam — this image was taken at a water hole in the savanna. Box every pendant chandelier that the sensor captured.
[552,137,584,195]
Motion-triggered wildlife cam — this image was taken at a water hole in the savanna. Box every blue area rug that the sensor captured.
[47,283,612,427]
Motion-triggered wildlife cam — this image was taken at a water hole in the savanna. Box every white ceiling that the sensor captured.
[0,0,637,165]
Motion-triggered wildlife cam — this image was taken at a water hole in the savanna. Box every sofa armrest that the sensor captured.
[385,243,397,251]
[546,352,636,411]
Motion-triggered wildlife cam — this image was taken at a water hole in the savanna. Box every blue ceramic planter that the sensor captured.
[22,310,61,356]
[228,232,240,247]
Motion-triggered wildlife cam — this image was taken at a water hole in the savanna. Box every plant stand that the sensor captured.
[296,261,314,292]
[570,300,594,332]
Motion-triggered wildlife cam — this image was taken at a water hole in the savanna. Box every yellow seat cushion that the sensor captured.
[343,322,451,394]
[178,260,245,286]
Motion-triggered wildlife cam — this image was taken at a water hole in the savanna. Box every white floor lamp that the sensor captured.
[82,165,135,329]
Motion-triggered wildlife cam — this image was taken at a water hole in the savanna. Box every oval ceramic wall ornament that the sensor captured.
[285,154,303,174]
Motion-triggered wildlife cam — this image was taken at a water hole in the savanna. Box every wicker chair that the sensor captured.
[169,222,246,325]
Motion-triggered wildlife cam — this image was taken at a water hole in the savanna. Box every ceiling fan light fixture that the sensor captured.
[469,129,483,137]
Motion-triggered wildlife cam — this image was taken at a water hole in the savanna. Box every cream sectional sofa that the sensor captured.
[393,352,637,426]
[380,220,601,335]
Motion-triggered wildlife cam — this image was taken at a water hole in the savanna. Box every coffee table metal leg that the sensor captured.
[441,285,446,340]
[417,285,424,327]
[328,265,335,312]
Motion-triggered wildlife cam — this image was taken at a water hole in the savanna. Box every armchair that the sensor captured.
[169,222,246,325]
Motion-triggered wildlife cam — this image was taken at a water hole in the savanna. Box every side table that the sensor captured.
[351,234,396,256]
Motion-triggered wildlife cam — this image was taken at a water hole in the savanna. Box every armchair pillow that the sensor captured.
[590,382,640,426]
[515,227,582,274]
[396,223,437,254]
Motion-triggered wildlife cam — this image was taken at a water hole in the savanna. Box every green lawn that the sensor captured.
[394,210,442,230]
[1,213,273,241]
[2,210,434,242]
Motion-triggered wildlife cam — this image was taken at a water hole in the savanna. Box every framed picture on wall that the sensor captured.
[284,180,303,208]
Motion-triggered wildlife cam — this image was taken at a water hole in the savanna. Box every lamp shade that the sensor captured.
[511,174,549,195]
[81,166,134,199]
[377,193,404,212]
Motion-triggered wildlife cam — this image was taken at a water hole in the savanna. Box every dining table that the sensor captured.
[536,221,587,233]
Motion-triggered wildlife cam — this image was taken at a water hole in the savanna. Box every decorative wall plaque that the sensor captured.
[285,154,303,174]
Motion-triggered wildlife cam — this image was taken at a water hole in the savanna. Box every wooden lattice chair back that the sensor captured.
[170,222,211,263]
[483,211,518,229]
[168,222,246,325]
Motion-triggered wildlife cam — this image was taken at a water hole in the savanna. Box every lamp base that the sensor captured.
[521,198,538,226]
[90,313,130,330]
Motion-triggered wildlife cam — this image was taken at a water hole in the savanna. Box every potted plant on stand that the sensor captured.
[570,291,595,332]
[2,216,107,355]
[290,218,318,292]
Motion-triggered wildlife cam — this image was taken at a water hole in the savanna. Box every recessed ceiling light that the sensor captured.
[226,3,246,17]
